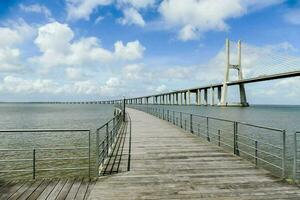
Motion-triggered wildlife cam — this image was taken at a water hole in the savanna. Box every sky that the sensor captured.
[0,0,299,104]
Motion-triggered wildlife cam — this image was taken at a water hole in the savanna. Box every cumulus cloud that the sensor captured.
[0,75,124,96]
[114,40,145,60]
[117,0,155,27]
[155,84,168,93]
[123,64,144,80]
[158,0,282,41]
[118,8,146,27]
[66,0,112,21]
[19,3,52,18]
[0,19,35,72]
[284,8,300,25]
[31,22,145,72]
[117,0,156,9]
[65,67,85,80]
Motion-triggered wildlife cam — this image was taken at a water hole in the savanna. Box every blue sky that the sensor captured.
[0,0,299,104]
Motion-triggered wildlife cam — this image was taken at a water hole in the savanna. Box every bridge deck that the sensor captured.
[89,108,300,200]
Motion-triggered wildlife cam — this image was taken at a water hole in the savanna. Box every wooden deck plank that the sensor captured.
[7,182,33,200]
[88,108,300,200]
[65,179,83,200]
[17,180,43,200]
[0,182,24,200]
[26,180,51,200]
[55,179,75,200]
[74,179,89,200]
[46,179,67,200]
[36,180,59,200]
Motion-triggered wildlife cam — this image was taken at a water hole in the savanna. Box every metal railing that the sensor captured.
[294,132,300,181]
[95,107,127,175]
[0,129,91,180]
[129,105,287,179]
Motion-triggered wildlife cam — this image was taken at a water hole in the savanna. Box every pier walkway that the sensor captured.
[89,108,300,200]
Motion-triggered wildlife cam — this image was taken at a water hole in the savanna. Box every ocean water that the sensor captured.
[0,103,115,180]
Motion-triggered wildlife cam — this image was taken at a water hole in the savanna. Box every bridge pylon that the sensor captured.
[220,39,249,107]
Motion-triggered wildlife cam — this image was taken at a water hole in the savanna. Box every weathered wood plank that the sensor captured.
[74,179,89,200]
[0,182,24,200]
[36,180,59,200]
[65,179,83,200]
[27,180,51,200]
[46,179,67,200]
[88,108,300,200]
[17,180,43,200]
[56,179,75,200]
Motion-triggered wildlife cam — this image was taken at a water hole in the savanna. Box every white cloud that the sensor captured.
[66,0,112,21]
[158,0,282,41]
[0,48,22,72]
[118,8,146,27]
[0,19,35,72]
[114,40,145,60]
[123,64,143,80]
[117,0,156,9]
[1,76,59,94]
[19,3,52,18]
[31,22,145,72]
[284,8,300,25]
[155,84,168,93]
[35,22,73,53]
[65,67,84,80]
[94,16,104,24]
[0,27,22,47]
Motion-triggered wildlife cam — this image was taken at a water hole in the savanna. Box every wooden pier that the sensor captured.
[89,108,300,199]
[0,179,95,200]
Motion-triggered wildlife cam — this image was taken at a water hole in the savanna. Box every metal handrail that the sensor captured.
[130,105,287,179]
[0,129,91,180]
[95,108,125,176]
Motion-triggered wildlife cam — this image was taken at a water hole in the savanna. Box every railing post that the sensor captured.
[127,114,132,171]
[255,140,258,166]
[293,132,297,182]
[173,111,175,125]
[88,130,91,178]
[106,123,109,155]
[180,112,182,128]
[96,129,100,176]
[190,114,193,133]
[218,130,221,146]
[233,122,239,156]
[123,98,126,122]
[206,117,210,142]
[113,117,116,138]
[33,148,36,180]
[163,108,165,120]
[282,130,286,179]
[167,110,169,122]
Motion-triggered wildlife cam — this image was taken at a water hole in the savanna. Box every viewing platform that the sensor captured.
[0,107,299,199]
[88,108,300,199]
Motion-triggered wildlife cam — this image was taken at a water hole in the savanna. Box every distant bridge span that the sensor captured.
[123,70,300,107]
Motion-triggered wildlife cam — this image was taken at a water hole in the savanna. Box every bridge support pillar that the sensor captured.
[196,89,201,105]
[220,39,249,107]
[204,89,208,106]
[187,90,191,105]
[211,87,215,106]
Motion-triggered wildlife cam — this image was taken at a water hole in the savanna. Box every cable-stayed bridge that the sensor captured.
[37,39,300,106]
